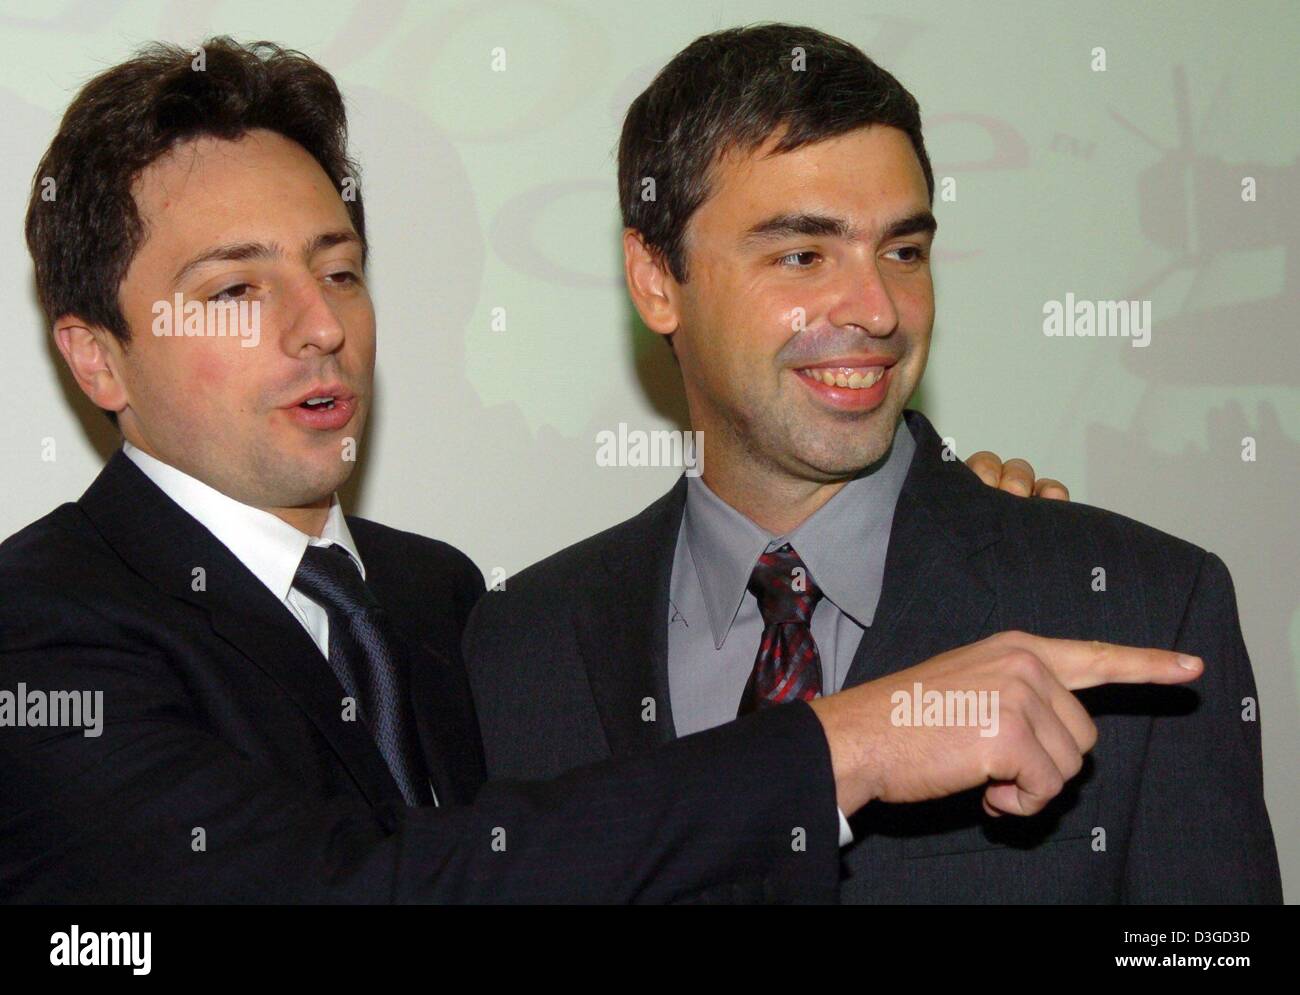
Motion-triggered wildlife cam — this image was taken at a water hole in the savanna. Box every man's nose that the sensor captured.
[280,276,347,357]
[827,254,899,337]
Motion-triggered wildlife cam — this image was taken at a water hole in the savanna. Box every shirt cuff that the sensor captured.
[836,807,854,847]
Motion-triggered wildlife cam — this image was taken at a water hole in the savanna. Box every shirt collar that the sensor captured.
[122,441,364,603]
[682,416,915,649]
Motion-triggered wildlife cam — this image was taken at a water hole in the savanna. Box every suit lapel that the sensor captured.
[389,621,467,806]
[573,476,687,757]
[569,411,1004,753]
[79,451,407,809]
[843,411,1003,689]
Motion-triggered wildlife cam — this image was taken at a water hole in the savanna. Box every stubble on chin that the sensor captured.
[788,396,905,479]
[240,441,353,509]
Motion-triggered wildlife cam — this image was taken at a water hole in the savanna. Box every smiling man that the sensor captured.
[0,35,1120,905]
[639,122,932,536]
[465,24,1283,903]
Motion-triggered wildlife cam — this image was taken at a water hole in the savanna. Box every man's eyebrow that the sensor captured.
[171,240,275,286]
[740,213,856,245]
[171,230,364,286]
[882,210,938,241]
[306,229,365,259]
[739,209,938,247]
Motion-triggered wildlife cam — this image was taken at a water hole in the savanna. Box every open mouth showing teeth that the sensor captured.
[300,396,337,410]
[797,367,886,389]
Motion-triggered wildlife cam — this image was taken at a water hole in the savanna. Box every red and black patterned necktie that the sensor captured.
[737,543,825,717]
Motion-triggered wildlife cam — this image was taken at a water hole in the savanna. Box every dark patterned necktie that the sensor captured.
[293,543,430,805]
[737,543,825,717]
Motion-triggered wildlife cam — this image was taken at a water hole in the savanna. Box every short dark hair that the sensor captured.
[618,23,934,283]
[25,36,365,348]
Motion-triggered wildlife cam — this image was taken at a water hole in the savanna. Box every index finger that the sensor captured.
[1013,634,1202,690]
[965,451,1002,488]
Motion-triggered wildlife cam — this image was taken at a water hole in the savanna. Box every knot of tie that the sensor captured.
[293,543,378,618]
[747,543,822,625]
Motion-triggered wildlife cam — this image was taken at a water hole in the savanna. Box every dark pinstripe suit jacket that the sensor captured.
[0,450,842,903]
[465,409,1283,903]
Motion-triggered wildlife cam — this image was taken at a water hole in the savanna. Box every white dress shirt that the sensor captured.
[123,442,440,806]
[123,441,362,658]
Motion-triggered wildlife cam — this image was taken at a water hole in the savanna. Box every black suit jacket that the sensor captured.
[0,450,842,903]
[465,410,1283,903]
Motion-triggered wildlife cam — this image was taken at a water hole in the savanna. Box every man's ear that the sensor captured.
[622,229,680,339]
[53,317,130,418]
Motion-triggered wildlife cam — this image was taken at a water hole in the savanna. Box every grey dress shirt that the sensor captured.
[667,418,915,737]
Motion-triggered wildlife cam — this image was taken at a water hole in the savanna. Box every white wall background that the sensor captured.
[2,0,1296,899]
